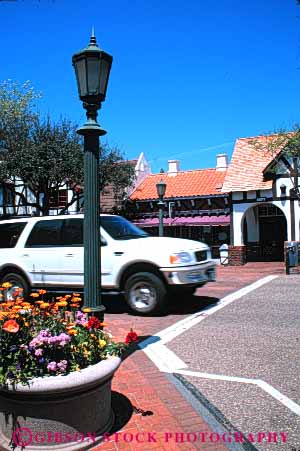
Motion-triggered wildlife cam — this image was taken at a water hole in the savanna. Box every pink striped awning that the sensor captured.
[133,215,230,227]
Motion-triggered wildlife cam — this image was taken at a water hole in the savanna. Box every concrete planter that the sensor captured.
[0,356,121,451]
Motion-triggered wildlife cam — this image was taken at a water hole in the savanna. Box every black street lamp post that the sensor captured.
[72,32,112,318]
[156,179,166,237]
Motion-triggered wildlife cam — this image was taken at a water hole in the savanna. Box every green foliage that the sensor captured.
[0,80,135,215]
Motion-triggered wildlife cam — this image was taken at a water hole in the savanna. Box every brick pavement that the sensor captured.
[92,262,285,451]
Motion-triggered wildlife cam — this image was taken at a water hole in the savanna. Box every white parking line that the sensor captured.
[174,370,300,417]
[155,275,278,345]
[139,274,300,417]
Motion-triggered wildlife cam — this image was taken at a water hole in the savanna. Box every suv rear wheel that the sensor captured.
[1,273,29,300]
[124,272,167,315]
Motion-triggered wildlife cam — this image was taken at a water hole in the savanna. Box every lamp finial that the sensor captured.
[90,27,97,45]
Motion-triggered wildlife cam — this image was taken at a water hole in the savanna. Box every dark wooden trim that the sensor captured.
[272,180,277,198]
[136,194,229,202]
[230,194,234,245]
[231,196,293,204]
[281,155,293,172]
[290,199,295,241]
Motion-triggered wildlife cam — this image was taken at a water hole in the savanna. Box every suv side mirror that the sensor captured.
[100,236,107,246]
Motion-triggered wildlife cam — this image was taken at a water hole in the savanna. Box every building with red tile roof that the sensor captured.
[130,168,227,201]
[126,155,230,257]
[222,134,298,265]
[222,135,282,193]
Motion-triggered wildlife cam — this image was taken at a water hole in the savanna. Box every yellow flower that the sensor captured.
[99,339,106,349]
[30,293,40,298]
[39,302,50,309]
[72,297,82,303]
[82,307,91,313]
[2,282,12,288]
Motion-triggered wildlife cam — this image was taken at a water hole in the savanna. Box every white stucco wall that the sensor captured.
[233,194,293,246]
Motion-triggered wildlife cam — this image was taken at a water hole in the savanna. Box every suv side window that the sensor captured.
[25,219,65,247]
[0,222,27,248]
[61,218,83,246]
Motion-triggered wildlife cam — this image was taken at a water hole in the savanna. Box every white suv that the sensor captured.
[0,214,216,314]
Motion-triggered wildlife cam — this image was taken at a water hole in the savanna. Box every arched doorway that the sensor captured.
[243,203,287,262]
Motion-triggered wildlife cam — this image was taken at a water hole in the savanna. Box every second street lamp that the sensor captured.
[156,179,166,237]
[72,31,112,318]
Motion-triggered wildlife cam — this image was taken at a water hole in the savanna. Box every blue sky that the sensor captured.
[1,0,300,172]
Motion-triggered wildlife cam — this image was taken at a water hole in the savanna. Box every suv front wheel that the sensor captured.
[1,272,30,300]
[124,272,167,315]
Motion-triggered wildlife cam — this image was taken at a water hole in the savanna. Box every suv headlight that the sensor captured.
[169,252,193,264]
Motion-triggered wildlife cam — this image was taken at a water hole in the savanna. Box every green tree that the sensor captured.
[249,125,300,198]
[0,80,135,215]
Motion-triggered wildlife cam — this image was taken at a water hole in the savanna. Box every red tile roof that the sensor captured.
[222,135,282,193]
[129,168,227,201]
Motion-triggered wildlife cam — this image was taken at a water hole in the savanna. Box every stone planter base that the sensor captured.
[0,357,121,451]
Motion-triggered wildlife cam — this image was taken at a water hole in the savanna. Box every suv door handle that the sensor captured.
[65,253,74,257]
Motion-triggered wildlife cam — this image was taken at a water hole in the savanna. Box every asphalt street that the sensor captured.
[168,275,300,451]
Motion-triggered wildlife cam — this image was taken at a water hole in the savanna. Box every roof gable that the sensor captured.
[222,135,282,193]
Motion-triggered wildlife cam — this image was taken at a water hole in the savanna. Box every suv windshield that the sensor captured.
[101,216,149,240]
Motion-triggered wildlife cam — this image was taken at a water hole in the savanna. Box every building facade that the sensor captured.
[222,135,299,265]
[126,155,230,258]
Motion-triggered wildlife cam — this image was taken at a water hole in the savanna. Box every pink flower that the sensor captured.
[47,361,57,372]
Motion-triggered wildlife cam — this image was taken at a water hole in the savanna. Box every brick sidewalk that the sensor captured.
[92,263,285,451]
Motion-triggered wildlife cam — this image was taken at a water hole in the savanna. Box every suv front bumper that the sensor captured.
[161,262,216,286]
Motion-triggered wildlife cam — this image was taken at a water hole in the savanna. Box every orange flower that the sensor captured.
[0,312,9,320]
[39,302,50,309]
[67,328,78,336]
[38,289,47,295]
[70,303,80,308]
[20,304,31,311]
[65,295,72,299]
[56,301,68,307]
[72,292,81,297]
[82,307,91,313]
[56,296,67,302]
[2,319,19,333]
[30,293,40,298]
